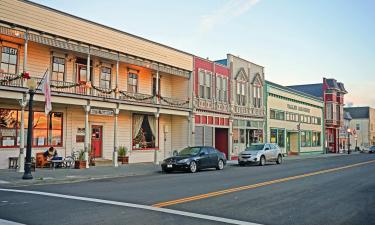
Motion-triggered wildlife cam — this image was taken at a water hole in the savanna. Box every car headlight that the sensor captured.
[177,158,190,164]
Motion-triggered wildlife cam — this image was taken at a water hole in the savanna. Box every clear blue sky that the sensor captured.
[33,0,375,107]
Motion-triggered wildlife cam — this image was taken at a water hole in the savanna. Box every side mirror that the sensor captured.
[265,148,270,151]
[172,150,178,156]
[199,152,206,156]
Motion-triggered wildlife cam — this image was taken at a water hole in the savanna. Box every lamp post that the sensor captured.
[22,78,37,179]
[346,128,351,155]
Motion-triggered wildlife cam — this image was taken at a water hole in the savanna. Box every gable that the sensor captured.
[251,73,263,86]
[235,68,248,82]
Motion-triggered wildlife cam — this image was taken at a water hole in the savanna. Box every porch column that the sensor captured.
[188,112,194,146]
[17,93,27,173]
[113,107,120,167]
[188,71,194,109]
[23,30,28,73]
[86,48,91,95]
[83,104,91,168]
[228,118,233,160]
[154,112,160,164]
[115,54,120,99]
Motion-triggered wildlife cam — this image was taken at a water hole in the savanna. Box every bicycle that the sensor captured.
[64,147,80,168]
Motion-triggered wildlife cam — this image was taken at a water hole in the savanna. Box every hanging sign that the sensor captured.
[90,108,114,116]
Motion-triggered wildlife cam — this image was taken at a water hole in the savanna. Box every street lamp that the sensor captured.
[22,78,37,179]
[346,128,351,155]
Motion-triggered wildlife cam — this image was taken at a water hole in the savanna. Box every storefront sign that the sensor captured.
[90,108,114,116]
[287,104,310,113]
[77,128,85,134]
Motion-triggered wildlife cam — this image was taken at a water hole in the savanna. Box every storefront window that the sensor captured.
[0,109,63,148]
[233,129,239,143]
[240,129,245,143]
[278,129,285,147]
[132,114,157,149]
[301,131,307,147]
[270,129,277,143]
[312,132,321,146]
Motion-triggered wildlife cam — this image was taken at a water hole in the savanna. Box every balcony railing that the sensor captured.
[0,72,189,109]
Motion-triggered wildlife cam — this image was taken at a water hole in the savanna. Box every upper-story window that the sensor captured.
[216,76,227,102]
[253,85,262,108]
[356,124,360,130]
[1,46,18,74]
[100,67,111,89]
[198,70,211,99]
[236,82,246,106]
[326,103,333,120]
[128,72,138,93]
[51,56,65,81]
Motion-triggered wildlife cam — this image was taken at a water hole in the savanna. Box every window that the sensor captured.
[198,70,212,99]
[336,104,341,121]
[100,67,111,89]
[216,76,228,102]
[223,78,227,102]
[276,111,285,120]
[1,46,18,74]
[240,129,245,143]
[233,129,239,143]
[312,132,321,146]
[270,109,276,119]
[270,129,277,143]
[326,104,333,120]
[0,109,62,147]
[51,56,65,81]
[128,73,138,93]
[301,131,307,147]
[237,82,246,106]
[278,129,285,147]
[132,114,157,149]
[152,76,161,96]
[356,124,360,130]
[253,86,262,108]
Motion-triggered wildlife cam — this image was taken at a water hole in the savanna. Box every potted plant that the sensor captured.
[117,146,129,164]
[74,150,87,169]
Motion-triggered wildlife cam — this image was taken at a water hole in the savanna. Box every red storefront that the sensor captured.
[193,57,231,158]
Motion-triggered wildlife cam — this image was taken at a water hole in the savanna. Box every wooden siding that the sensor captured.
[0,0,193,71]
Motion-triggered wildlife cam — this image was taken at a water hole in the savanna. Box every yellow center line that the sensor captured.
[152,159,375,208]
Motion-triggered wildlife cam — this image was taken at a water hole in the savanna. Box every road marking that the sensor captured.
[0,189,261,225]
[0,219,25,225]
[152,159,375,208]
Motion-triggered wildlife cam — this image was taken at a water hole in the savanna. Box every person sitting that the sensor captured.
[43,147,58,161]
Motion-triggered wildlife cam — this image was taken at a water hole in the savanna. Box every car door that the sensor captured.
[270,144,278,161]
[198,148,210,168]
[264,144,272,161]
[208,147,219,167]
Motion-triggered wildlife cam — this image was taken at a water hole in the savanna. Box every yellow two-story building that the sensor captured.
[0,0,194,169]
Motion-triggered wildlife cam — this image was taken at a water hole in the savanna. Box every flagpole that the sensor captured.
[36,69,49,90]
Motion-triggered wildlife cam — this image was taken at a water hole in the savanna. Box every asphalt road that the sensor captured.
[0,153,374,225]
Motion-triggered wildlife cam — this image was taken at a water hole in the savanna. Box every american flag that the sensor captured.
[41,73,52,115]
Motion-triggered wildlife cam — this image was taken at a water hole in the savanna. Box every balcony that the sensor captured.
[0,72,189,109]
[194,98,230,113]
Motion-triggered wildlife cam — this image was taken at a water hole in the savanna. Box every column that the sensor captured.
[228,118,233,160]
[188,112,193,146]
[156,68,160,104]
[86,48,91,95]
[83,104,91,168]
[115,54,119,99]
[17,94,27,173]
[154,112,159,164]
[113,107,120,167]
[191,113,195,146]
[23,30,28,73]
[188,71,194,109]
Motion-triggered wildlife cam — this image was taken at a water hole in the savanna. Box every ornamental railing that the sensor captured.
[0,72,24,88]
[119,90,154,104]
[160,96,190,109]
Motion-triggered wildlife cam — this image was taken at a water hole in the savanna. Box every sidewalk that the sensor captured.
[0,152,362,187]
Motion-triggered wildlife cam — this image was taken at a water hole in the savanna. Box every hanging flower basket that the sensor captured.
[20,71,30,79]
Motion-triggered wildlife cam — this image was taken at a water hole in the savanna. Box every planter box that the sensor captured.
[118,156,129,164]
[74,160,87,169]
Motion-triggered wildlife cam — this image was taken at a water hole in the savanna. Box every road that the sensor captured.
[0,153,374,225]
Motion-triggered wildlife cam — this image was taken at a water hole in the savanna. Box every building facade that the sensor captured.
[192,57,230,157]
[288,78,347,153]
[266,81,324,155]
[216,55,266,159]
[344,107,375,149]
[0,0,194,169]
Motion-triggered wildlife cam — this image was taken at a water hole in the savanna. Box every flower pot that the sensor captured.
[118,156,129,164]
[74,160,87,169]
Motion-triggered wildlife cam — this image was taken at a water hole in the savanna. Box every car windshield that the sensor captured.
[245,144,265,151]
[178,147,201,156]
[370,146,375,150]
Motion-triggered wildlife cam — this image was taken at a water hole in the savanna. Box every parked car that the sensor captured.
[362,145,375,153]
[161,146,227,173]
[238,143,283,166]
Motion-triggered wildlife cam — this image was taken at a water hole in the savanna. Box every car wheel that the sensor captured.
[276,154,282,164]
[216,160,224,170]
[259,156,266,166]
[189,161,197,173]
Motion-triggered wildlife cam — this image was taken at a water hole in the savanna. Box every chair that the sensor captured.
[36,152,50,168]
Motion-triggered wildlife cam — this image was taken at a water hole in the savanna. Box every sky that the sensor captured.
[33,0,375,107]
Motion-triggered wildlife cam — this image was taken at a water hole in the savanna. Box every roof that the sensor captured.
[344,111,352,120]
[344,107,370,119]
[266,81,323,102]
[325,79,340,90]
[337,82,348,93]
[215,59,228,66]
[287,84,324,98]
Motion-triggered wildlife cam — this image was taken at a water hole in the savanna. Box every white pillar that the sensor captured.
[17,94,27,173]
[228,118,233,160]
[156,69,160,104]
[83,105,91,168]
[23,31,28,73]
[115,55,119,99]
[86,48,91,95]
[154,112,160,164]
[113,107,119,167]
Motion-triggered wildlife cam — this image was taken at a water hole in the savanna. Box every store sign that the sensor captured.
[90,108,114,116]
[77,128,85,134]
[287,104,310,113]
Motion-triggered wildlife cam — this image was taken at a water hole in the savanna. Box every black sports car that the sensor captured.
[161,146,227,173]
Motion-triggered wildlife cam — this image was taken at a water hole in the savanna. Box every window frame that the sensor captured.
[1,46,18,74]
[51,56,66,81]
[100,66,112,89]
[127,72,138,93]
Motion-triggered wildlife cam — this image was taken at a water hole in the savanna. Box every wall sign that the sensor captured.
[287,104,310,113]
[90,108,114,116]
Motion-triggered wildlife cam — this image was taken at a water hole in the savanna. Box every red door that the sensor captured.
[91,125,102,158]
[215,128,229,159]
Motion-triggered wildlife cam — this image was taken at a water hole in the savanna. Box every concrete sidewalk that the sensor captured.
[0,152,362,187]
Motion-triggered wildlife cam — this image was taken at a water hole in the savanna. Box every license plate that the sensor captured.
[167,164,172,168]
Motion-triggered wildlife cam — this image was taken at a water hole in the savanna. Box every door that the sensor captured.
[198,148,210,168]
[286,132,291,154]
[91,125,102,158]
[208,147,219,167]
[264,144,273,161]
[215,128,228,158]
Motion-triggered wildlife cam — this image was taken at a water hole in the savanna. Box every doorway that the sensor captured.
[215,128,228,158]
[287,131,298,155]
[91,125,103,158]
